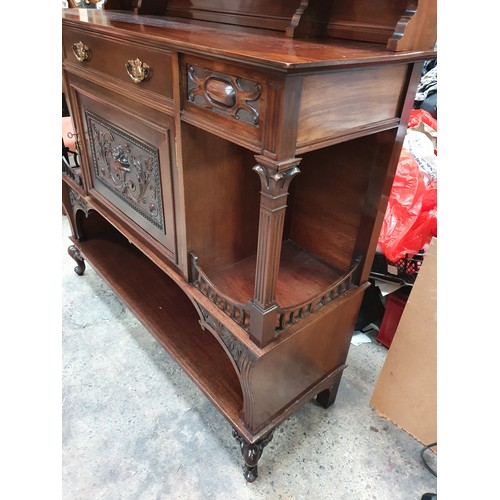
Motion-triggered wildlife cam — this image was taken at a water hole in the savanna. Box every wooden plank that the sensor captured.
[370,237,437,446]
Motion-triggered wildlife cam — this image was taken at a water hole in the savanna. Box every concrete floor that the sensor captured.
[61,215,437,499]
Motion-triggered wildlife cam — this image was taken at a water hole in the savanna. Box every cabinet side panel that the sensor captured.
[296,65,407,150]
[248,287,366,433]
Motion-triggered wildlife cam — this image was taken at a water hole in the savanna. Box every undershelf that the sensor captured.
[70,212,244,427]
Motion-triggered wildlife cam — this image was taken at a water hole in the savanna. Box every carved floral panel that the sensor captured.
[85,111,165,231]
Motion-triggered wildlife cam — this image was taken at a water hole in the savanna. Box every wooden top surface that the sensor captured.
[62,9,436,71]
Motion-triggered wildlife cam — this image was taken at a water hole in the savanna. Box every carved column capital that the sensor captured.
[253,155,301,197]
[250,155,302,348]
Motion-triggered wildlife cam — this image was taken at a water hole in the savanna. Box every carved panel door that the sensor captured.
[68,78,178,264]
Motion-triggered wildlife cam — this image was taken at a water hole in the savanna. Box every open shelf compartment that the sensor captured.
[182,126,394,333]
[70,210,244,427]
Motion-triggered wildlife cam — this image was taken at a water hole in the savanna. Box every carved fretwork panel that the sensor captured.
[196,303,256,374]
[194,301,257,431]
[187,64,262,126]
[68,187,89,215]
[86,111,165,231]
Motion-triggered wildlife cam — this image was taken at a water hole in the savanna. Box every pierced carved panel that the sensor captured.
[196,303,256,373]
[187,64,261,126]
[85,111,165,231]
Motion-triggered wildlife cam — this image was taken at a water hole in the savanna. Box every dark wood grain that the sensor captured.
[296,64,408,151]
[62,26,174,99]
[62,2,436,480]
[62,10,436,70]
[181,122,261,276]
[289,132,397,274]
[66,76,178,263]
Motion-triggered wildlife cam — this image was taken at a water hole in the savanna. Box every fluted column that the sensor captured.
[249,155,301,347]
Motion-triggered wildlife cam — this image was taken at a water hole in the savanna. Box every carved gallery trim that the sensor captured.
[190,251,363,336]
[190,252,252,331]
[187,64,261,126]
[275,257,362,332]
[85,111,165,231]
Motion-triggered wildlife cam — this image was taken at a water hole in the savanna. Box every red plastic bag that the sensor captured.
[378,149,437,262]
[408,108,437,132]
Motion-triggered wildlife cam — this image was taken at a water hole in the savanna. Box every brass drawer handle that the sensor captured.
[71,41,91,62]
[125,58,151,83]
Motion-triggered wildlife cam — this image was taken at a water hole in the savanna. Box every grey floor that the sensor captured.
[62,215,437,500]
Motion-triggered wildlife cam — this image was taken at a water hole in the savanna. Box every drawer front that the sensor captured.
[76,89,177,263]
[181,55,267,150]
[63,26,173,100]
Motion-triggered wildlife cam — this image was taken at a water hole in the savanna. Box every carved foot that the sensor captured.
[316,376,342,409]
[232,429,274,482]
[68,245,85,276]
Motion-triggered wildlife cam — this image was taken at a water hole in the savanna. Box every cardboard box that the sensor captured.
[370,237,437,446]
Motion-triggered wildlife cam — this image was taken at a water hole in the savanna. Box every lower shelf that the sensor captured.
[70,211,244,428]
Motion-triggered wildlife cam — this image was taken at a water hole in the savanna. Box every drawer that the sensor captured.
[62,26,173,100]
[181,55,267,150]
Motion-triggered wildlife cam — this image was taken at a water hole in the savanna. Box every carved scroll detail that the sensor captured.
[187,64,261,126]
[387,0,419,50]
[195,303,256,373]
[286,0,332,38]
[194,300,256,427]
[68,188,89,214]
[68,244,86,276]
[85,111,165,231]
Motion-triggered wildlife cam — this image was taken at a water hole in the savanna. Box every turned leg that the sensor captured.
[316,375,342,409]
[232,429,274,482]
[68,245,86,276]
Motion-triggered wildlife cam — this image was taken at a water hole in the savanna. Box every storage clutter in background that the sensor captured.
[373,107,437,285]
[361,66,438,345]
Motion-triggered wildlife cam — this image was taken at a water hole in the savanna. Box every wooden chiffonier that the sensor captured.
[62,0,436,482]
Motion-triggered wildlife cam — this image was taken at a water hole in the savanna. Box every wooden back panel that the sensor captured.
[166,0,298,31]
[327,0,437,50]
[327,0,408,44]
[119,0,436,49]
[288,131,396,273]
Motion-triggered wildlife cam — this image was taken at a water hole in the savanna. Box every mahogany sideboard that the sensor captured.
[62,1,436,482]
